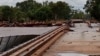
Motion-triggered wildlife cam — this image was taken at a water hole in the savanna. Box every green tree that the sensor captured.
[13,8,27,22]
[0,7,3,21]
[48,1,71,20]
[84,0,100,21]
[71,10,85,19]
[34,7,52,22]
[1,6,14,23]
[16,0,42,20]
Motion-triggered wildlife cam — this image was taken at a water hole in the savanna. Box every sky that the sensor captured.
[0,0,87,11]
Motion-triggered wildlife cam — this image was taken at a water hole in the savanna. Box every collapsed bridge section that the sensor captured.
[0,27,57,52]
[0,26,67,56]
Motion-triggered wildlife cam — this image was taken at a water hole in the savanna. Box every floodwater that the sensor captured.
[43,23,100,56]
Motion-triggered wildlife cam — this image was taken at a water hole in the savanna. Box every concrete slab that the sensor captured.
[0,27,57,37]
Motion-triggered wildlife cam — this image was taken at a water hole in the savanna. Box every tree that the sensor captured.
[84,0,100,21]
[56,1,71,19]
[1,6,14,23]
[13,8,27,23]
[16,0,42,20]
[34,7,52,22]
[71,10,85,19]
[0,7,3,21]
[48,1,71,20]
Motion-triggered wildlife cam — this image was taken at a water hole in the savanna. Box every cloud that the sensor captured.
[0,0,87,11]
[0,0,24,6]
[68,0,87,10]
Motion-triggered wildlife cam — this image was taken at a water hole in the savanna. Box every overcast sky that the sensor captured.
[0,0,87,11]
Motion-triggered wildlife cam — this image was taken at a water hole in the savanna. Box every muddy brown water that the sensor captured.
[43,23,100,56]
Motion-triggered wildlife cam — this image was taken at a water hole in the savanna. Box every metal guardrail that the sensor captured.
[0,26,67,56]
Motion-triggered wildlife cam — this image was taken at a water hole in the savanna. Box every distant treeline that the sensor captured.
[0,0,85,23]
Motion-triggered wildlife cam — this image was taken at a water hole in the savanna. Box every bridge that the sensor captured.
[0,23,100,56]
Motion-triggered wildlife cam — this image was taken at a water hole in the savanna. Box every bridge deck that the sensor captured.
[43,23,100,56]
